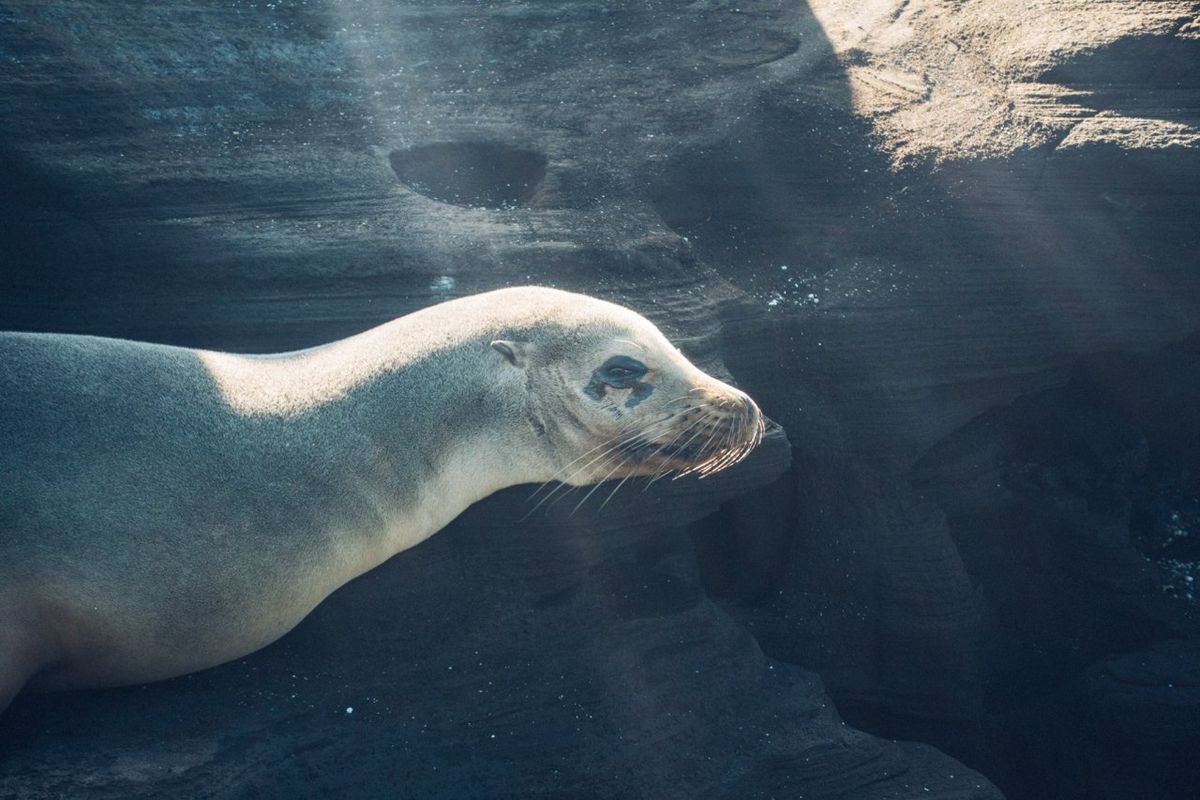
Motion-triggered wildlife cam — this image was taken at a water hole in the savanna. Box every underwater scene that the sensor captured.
[1,2,1198,798]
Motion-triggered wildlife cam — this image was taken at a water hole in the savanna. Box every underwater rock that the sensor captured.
[3,0,1200,798]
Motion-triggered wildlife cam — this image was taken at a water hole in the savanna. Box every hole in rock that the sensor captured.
[388,141,547,209]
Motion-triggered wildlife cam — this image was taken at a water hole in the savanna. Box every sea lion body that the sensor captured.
[0,287,761,710]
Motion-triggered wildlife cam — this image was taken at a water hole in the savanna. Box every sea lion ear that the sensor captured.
[490,340,528,368]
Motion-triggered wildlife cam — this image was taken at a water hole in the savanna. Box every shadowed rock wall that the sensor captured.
[3,0,1199,797]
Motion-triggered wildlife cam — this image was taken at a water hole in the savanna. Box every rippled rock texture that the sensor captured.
[2,0,1199,797]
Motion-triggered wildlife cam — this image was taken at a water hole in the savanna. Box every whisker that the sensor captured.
[534,411,683,494]
[526,446,627,517]
[672,419,721,479]
[543,444,643,514]
[597,470,636,512]
[527,417,644,502]
[687,433,725,477]
[687,415,736,477]
[525,395,763,516]
[661,392,701,405]
[642,457,680,490]
[550,439,657,512]
[526,405,705,516]
[638,411,715,492]
[699,421,740,477]
[527,395,704,501]
[707,412,763,475]
[569,454,628,515]
[718,420,751,471]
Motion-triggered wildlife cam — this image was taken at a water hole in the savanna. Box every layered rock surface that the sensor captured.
[2,0,1199,797]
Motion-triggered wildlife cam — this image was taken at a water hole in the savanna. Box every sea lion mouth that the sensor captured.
[525,392,765,516]
[623,394,765,479]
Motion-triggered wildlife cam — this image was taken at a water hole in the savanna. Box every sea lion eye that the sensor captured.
[599,356,646,385]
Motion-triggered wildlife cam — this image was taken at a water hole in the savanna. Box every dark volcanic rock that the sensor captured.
[0,0,1002,797]
[3,0,1200,797]
[909,342,1200,797]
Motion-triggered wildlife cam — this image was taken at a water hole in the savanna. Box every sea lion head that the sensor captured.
[489,290,764,487]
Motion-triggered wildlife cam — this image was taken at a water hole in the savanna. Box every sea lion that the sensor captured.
[0,286,763,712]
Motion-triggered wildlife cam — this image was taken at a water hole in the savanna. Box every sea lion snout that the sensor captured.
[664,382,764,476]
[603,376,764,481]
